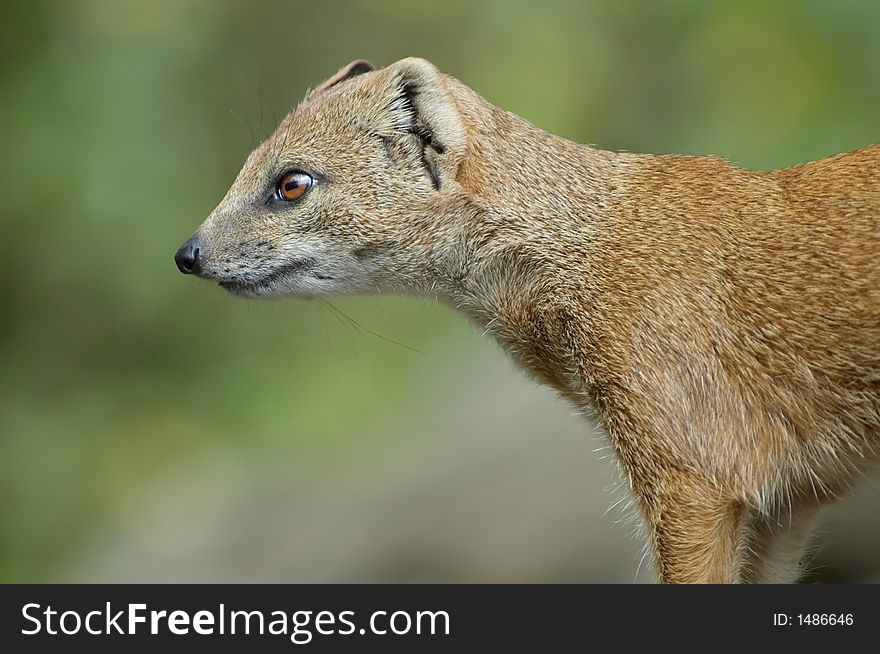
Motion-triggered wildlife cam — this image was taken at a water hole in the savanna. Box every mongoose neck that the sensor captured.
[431,95,627,401]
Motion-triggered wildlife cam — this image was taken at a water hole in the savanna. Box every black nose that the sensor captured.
[174,238,201,275]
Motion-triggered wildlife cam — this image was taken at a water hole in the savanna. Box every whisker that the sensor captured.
[321,301,428,356]
[319,300,360,363]
[233,92,256,149]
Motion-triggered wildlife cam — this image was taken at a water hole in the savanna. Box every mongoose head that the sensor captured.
[175,58,477,299]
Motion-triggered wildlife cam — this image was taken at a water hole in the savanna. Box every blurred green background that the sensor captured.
[2,0,879,583]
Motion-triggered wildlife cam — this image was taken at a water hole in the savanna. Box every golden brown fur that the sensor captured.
[177,58,880,583]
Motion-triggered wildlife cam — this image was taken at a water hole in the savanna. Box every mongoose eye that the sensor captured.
[276,172,313,202]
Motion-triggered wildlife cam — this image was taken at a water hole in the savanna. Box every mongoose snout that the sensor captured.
[174,237,201,275]
[175,57,880,583]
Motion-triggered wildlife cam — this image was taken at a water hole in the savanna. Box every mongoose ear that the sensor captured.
[381,58,467,186]
[310,59,375,97]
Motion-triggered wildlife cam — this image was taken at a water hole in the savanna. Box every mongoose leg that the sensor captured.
[740,501,822,584]
[638,472,748,583]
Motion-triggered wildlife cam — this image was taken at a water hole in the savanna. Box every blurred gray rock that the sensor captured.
[66,346,879,583]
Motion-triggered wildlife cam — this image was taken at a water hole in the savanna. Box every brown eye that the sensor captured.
[277,172,313,201]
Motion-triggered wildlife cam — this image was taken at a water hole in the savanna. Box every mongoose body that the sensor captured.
[175,58,880,583]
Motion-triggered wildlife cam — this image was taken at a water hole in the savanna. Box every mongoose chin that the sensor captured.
[175,57,880,584]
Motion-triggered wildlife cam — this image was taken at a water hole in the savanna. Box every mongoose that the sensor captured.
[175,58,880,583]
